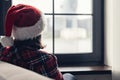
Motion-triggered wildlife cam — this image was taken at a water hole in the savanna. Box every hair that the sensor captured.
[37,35,45,49]
[14,35,45,50]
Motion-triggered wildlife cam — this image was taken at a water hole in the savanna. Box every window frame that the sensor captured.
[53,0,104,66]
[0,0,11,35]
[1,0,104,66]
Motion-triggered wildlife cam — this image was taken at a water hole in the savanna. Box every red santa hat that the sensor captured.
[0,4,45,47]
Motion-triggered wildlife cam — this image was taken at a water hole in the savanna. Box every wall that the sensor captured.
[105,0,120,80]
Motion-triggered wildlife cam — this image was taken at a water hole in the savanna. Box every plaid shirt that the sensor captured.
[0,43,63,80]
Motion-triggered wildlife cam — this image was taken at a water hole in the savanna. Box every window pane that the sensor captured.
[42,16,53,53]
[12,0,52,13]
[54,15,93,53]
[55,0,93,14]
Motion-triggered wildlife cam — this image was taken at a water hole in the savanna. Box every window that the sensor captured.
[1,0,104,66]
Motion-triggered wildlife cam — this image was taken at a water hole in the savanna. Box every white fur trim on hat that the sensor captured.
[12,14,45,40]
[0,36,14,47]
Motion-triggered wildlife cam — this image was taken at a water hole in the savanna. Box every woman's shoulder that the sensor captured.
[37,50,57,61]
[27,50,57,67]
[38,50,55,56]
[0,46,13,55]
[38,50,52,56]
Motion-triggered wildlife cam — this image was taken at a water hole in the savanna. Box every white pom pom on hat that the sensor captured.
[0,4,45,47]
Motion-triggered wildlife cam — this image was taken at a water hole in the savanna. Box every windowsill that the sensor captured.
[59,66,112,75]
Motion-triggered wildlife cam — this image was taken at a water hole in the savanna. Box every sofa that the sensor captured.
[0,61,52,80]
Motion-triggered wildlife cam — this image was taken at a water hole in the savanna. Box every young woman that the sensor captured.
[0,4,77,80]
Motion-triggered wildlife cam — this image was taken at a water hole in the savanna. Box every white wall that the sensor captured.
[105,0,113,66]
[105,0,120,80]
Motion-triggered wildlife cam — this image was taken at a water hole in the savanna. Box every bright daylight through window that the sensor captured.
[12,0,93,54]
